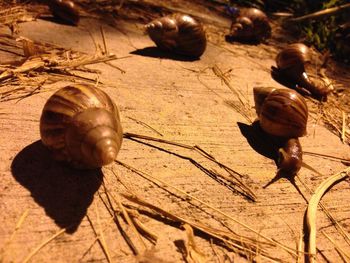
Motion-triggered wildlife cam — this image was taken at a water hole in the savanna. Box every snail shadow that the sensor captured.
[11,140,103,234]
[39,16,77,26]
[237,121,279,163]
[130,47,199,62]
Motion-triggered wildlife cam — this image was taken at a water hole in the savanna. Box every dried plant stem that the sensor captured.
[212,65,254,123]
[287,3,350,23]
[22,228,66,263]
[322,231,350,261]
[86,213,112,263]
[304,151,350,164]
[342,111,346,143]
[123,193,279,261]
[102,181,148,251]
[305,167,350,262]
[116,160,297,257]
[123,132,256,201]
[95,202,113,262]
[0,209,29,261]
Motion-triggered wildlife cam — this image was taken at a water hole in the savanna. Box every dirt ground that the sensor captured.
[1,1,350,262]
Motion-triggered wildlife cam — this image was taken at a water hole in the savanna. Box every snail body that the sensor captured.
[48,0,80,25]
[253,87,308,179]
[40,84,123,169]
[145,14,207,58]
[275,43,332,100]
[226,8,271,43]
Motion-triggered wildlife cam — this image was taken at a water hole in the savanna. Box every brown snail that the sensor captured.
[145,13,207,58]
[40,84,123,169]
[226,8,271,43]
[48,0,80,25]
[253,87,308,179]
[274,43,332,100]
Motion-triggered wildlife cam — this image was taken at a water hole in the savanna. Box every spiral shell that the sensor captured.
[40,84,123,169]
[276,43,310,70]
[253,87,308,138]
[275,43,332,100]
[48,0,80,25]
[227,8,271,42]
[145,13,207,58]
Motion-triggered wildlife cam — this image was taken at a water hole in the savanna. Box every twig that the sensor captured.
[123,132,256,201]
[116,160,297,257]
[126,116,163,137]
[322,231,350,262]
[122,193,279,261]
[286,3,350,23]
[86,212,113,263]
[0,209,29,261]
[22,228,66,263]
[305,167,350,263]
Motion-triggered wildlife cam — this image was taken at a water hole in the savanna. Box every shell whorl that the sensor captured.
[228,8,271,42]
[276,43,310,70]
[40,84,123,169]
[253,87,308,138]
[145,13,207,57]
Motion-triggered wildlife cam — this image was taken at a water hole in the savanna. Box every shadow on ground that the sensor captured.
[130,46,200,62]
[11,140,103,233]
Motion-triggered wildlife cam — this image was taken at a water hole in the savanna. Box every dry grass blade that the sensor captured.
[0,34,127,102]
[182,224,208,263]
[211,65,254,123]
[0,209,29,262]
[122,193,279,262]
[86,213,112,263]
[116,160,298,257]
[322,231,350,261]
[22,228,66,263]
[305,167,350,263]
[123,132,256,201]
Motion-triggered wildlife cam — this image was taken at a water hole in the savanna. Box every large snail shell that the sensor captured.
[254,87,308,138]
[40,84,123,169]
[276,43,310,71]
[275,43,332,100]
[228,8,271,42]
[145,13,207,58]
[48,0,80,25]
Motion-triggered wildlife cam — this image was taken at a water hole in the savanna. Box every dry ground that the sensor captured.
[0,1,350,262]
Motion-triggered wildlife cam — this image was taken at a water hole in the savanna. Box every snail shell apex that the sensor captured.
[253,87,308,138]
[145,14,207,58]
[40,84,123,169]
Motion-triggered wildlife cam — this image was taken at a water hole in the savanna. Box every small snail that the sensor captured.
[226,8,271,43]
[145,13,207,58]
[40,84,123,169]
[48,0,80,25]
[274,43,332,100]
[253,87,308,178]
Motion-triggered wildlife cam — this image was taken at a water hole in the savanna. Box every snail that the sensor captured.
[40,84,123,169]
[253,87,308,179]
[226,8,271,43]
[48,0,80,25]
[273,43,332,100]
[145,13,207,58]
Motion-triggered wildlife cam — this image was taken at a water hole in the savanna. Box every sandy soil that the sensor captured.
[0,1,350,262]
